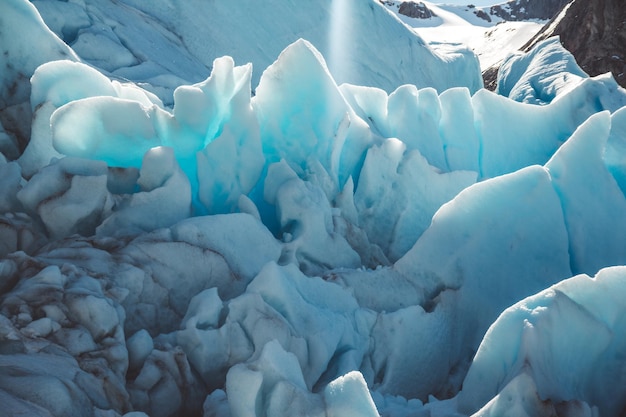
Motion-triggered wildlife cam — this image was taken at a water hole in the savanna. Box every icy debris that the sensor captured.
[264,160,361,274]
[0,213,46,259]
[203,390,231,417]
[181,288,223,331]
[354,138,476,262]
[17,157,113,240]
[113,213,279,335]
[97,146,191,237]
[0,121,16,162]
[369,301,458,401]
[468,371,600,417]
[0,258,19,294]
[0,213,280,416]
[226,340,318,417]
[324,371,379,417]
[0,264,131,416]
[21,316,58,338]
[126,329,154,372]
[167,213,282,282]
[0,160,23,212]
[169,261,372,401]
[468,372,559,417]
[128,345,205,417]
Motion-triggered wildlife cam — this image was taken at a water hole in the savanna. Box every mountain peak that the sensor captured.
[479,0,571,22]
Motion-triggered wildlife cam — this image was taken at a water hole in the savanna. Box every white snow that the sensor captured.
[382,1,546,71]
[1,1,626,417]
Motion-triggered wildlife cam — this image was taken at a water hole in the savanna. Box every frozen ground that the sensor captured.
[1,0,626,416]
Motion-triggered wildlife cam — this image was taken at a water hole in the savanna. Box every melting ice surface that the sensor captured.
[2,0,626,416]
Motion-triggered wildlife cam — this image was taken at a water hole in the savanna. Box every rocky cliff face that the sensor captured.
[523,0,626,87]
[387,0,566,24]
[482,0,570,22]
[398,1,437,19]
[380,1,437,20]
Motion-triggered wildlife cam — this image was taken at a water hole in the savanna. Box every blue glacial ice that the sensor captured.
[458,266,626,417]
[1,0,626,416]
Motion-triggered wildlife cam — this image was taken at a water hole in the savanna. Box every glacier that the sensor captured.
[1,0,626,416]
[28,0,483,105]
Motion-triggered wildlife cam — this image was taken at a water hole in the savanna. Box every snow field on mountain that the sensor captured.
[383,1,546,70]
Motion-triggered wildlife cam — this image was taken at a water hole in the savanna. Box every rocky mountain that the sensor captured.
[383,1,550,80]
[398,1,437,19]
[389,0,568,24]
[473,0,570,23]
[380,1,437,20]
[523,0,626,87]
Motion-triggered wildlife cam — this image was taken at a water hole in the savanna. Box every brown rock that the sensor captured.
[524,0,626,87]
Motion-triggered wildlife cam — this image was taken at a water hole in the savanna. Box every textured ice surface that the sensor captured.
[498,37,626,108]
[497,37,587,103]
[459,266,626,417]
[1,1,626,417]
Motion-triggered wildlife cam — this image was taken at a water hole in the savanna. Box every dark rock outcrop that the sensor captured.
[482,65,499,91]
[398,1,437,19]
[475,9,492,22]
[474,0,569,22]
[523,0,626,87]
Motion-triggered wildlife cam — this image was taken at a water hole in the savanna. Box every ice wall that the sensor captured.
[20,35,622,256]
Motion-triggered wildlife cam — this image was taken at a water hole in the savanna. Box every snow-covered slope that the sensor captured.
[382,1,547,70]
[2,0,626,416]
